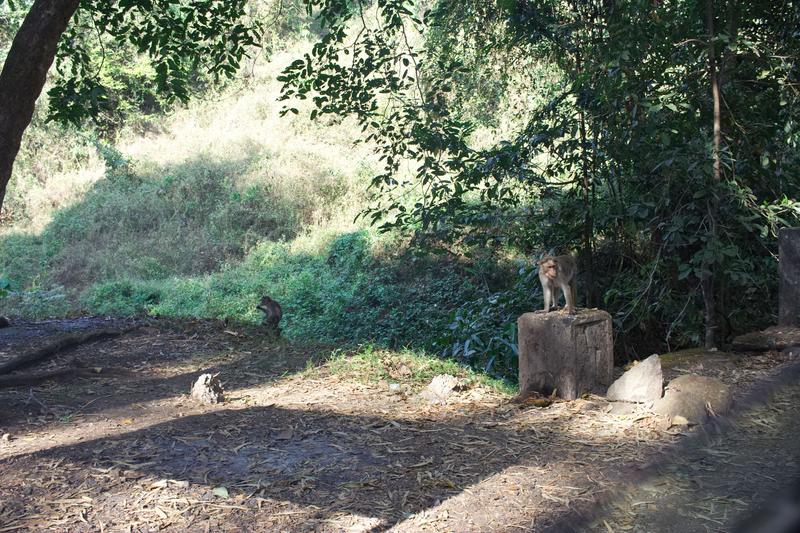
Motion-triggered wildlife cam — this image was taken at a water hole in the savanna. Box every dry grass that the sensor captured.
[119,48,376,236]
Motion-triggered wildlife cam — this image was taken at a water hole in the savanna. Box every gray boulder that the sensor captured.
[652,374,732,425]
[607,354,663,403]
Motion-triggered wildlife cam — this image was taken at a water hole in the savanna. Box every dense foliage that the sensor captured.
[0,0,266,139]
[279,0,800,369]
[2,0,799,383]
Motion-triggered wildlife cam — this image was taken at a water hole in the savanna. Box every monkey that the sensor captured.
[256,295,282,338]
[0,316,9,328]
[537,255,577,314]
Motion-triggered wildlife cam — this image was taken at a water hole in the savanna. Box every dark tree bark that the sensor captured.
[573,26,595,309]
[702,0,722,349]
[0,0,81,213]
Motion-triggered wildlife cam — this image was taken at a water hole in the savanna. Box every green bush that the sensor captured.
[82,280,163,316]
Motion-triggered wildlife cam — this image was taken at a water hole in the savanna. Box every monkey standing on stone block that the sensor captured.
[537,255,577,314]
[256,295,282,338]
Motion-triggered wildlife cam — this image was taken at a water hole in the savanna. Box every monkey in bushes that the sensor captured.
[256,295,282,338]
[537,255,577,314]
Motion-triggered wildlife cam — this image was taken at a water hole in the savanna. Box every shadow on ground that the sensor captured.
[0,317,337,427]
[3,319,800,532]
[1,386,602,531]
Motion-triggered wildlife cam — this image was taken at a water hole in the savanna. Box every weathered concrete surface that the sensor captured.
[607,354,663,403]
[518,310,613,401]
[780,227,800,326]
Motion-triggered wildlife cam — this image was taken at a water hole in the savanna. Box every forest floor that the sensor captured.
[0,318,798,532]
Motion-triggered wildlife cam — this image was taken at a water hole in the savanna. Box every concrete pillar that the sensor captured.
[518,310,613,400]
[779,228,800,326]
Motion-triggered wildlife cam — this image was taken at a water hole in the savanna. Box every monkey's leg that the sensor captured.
[552,287,562,310]
[571,281,578,312]
[562,281,576,314]
[543,285,552,313]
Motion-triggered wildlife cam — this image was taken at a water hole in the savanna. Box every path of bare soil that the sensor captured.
[0,318,798,532]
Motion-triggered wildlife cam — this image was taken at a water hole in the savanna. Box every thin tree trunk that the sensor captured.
[575,52,595,308]
[0,0,81,213]
[702,0,721,349]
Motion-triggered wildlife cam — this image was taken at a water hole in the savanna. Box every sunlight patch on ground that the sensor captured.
[391,463,598,532]
[0,396,213,460]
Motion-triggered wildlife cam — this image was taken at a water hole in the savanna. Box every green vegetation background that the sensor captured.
[0,3,522,379]
[1,0,796,383]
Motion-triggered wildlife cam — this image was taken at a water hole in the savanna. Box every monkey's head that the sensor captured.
[537,258,559,280]
[256,295,274,312]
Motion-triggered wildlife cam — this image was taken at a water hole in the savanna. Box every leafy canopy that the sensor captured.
[1,0,262,125]
[279,0,800,364]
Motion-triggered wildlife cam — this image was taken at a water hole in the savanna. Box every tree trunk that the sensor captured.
[0,0,80,213]
[579,107,595,309]
[703,0,721,349]
[574,43,595,309]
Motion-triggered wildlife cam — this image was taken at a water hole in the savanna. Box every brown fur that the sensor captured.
[537,255,577,314]
[256,295,282,337]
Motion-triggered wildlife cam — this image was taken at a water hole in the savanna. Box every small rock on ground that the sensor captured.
[418,374,465,404]
[191,373,225,404]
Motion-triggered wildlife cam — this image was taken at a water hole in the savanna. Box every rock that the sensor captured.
[419,374,465,404]
[732,326,800,352]
[518,309,613,401]
[780,227,800,326]
[652,374,732,425]
[190,373,225,404]
[783,345,800,358]
[731,331,773,351]
[606,354,663,403]
[1,433,11,444]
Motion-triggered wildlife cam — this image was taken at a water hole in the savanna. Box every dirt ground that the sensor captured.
[0,318,798,532]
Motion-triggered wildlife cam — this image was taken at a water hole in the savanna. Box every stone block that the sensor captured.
[606,353,663,403]
[732,325,800,352]
[780,227,800,326]
[518,310,613,400]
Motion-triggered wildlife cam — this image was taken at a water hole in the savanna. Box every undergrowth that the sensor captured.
[322,345,516,394]
[0,38,531,383]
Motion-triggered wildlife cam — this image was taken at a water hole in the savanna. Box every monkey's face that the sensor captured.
[256,296,273,311]
[539,259,558,280]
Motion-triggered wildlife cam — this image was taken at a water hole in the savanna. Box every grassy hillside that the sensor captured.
[0,46,525,375]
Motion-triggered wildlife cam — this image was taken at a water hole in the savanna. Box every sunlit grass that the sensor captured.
[322,345,516,394]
